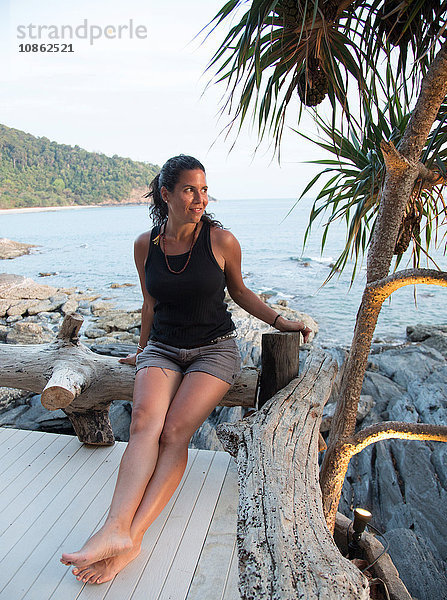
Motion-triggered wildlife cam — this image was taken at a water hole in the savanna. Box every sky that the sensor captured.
[0,0,325,200]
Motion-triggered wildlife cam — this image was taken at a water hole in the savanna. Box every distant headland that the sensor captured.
[0,123,159,210]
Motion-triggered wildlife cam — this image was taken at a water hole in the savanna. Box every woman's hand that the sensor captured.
[277,317,312,343]
[119,352,138,366]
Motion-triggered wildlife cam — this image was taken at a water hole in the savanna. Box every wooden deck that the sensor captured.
[0,427,240,600]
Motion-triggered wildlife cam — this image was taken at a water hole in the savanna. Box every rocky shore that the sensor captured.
[1,272,446,598]
[0,238,37,260]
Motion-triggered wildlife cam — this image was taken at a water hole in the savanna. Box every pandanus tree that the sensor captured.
[206,0,447,535]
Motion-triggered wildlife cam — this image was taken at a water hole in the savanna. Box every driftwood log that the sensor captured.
[216,350,369,599]
[0,313,258,445]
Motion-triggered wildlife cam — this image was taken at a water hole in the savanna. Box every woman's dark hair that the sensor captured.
[145,154,222,228]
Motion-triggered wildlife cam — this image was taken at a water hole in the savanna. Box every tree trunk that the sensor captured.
[217,350,369,599]
[320,40,447,530]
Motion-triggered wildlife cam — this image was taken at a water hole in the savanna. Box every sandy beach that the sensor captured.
[0,204,142,215]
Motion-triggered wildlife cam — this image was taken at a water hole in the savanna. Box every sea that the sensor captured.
[1,197,446,346]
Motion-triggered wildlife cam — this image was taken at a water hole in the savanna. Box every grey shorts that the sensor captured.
[135,337,242,385]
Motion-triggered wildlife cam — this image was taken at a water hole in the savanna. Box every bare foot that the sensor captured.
[71,545,141,584]
[60,525,133,568]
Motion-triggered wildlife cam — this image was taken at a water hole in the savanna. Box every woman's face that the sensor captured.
[162,169,208,224]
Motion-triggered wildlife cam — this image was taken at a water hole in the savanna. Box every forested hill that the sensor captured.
[0,124,160,209]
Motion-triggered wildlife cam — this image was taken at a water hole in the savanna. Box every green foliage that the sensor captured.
[206,1,446,150]
[206,1,447,281]
[0,124,159,209]
[294,91,447,283]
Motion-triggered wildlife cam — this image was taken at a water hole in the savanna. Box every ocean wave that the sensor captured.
[289,255,334,266]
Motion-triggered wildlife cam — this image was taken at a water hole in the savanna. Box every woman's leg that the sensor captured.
[61,366,183,568]
[75,371,231,584]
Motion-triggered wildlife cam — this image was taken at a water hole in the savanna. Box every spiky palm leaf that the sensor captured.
[293,92,447,283]
[205,0,446,149]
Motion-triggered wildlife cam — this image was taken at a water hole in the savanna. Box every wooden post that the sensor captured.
[258,331,300,408]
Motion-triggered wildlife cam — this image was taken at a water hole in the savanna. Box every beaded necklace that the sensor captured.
[161,221,199,274]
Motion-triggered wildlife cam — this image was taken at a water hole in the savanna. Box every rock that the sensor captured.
[367,344,444,390]
[27,299,55,315]
[90,300,116,316]
[339,335,447,600]
[6,314,22,324]
[0,387,31,412]
[321,394,373,433]
[0,238,36,259]
[109,401,132,441]
[39,272,58,277]
[0,404,30,425]
[0,299,10,317]
[110,282,136,288]
[406,323,447,342]
[407,324,447,359]
[190,406,245,451]
[96,311,141,333]
[384,529,447,600]
[0,273,58,301]
[48,294,68,311]
[61,298,78,315]
[0,324,8,342]
[88,343,136,357]
[84,327,108,339]
[6,299,40,317]
[362,370,405,406]
[6,321,54,344]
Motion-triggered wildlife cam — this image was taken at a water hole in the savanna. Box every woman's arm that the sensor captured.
[213,228,312,343]
[119,231,156,365]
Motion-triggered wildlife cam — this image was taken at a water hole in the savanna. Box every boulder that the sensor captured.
[339,336,447,600]
[6,321,54,344]
[384,529,447,600]
[0,325,8,342]
[0,405,29,425]
[6,299,40,317]
[0,273,58,300]
[110,282,136,288]
[109,401,132,441]
[61,298,79,315]
[321,394,373,433]
[0,386,31,412]
[91,300,116,316]
[48,294,68,311]
[0,238,36,259]
[84,327,108,339]
[27,299,55,315]
[96,311,141,333]
[0,299,10,317]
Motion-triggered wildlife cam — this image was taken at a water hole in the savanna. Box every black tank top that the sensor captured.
[145,220,235,348]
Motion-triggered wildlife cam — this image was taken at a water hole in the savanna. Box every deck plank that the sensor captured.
[0,435,86,540]
[185,459,240,600]
[108,450,216,600]
[0,435,79,514]
[159,451,231,600]
[0,443,121,598]
[0,426,22,447]
[0,429,239,600]
[0,433,72,509]
[0,430,45,475]
[56,449,200,600]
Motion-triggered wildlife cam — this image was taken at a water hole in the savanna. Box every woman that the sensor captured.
[61,155,312,584]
